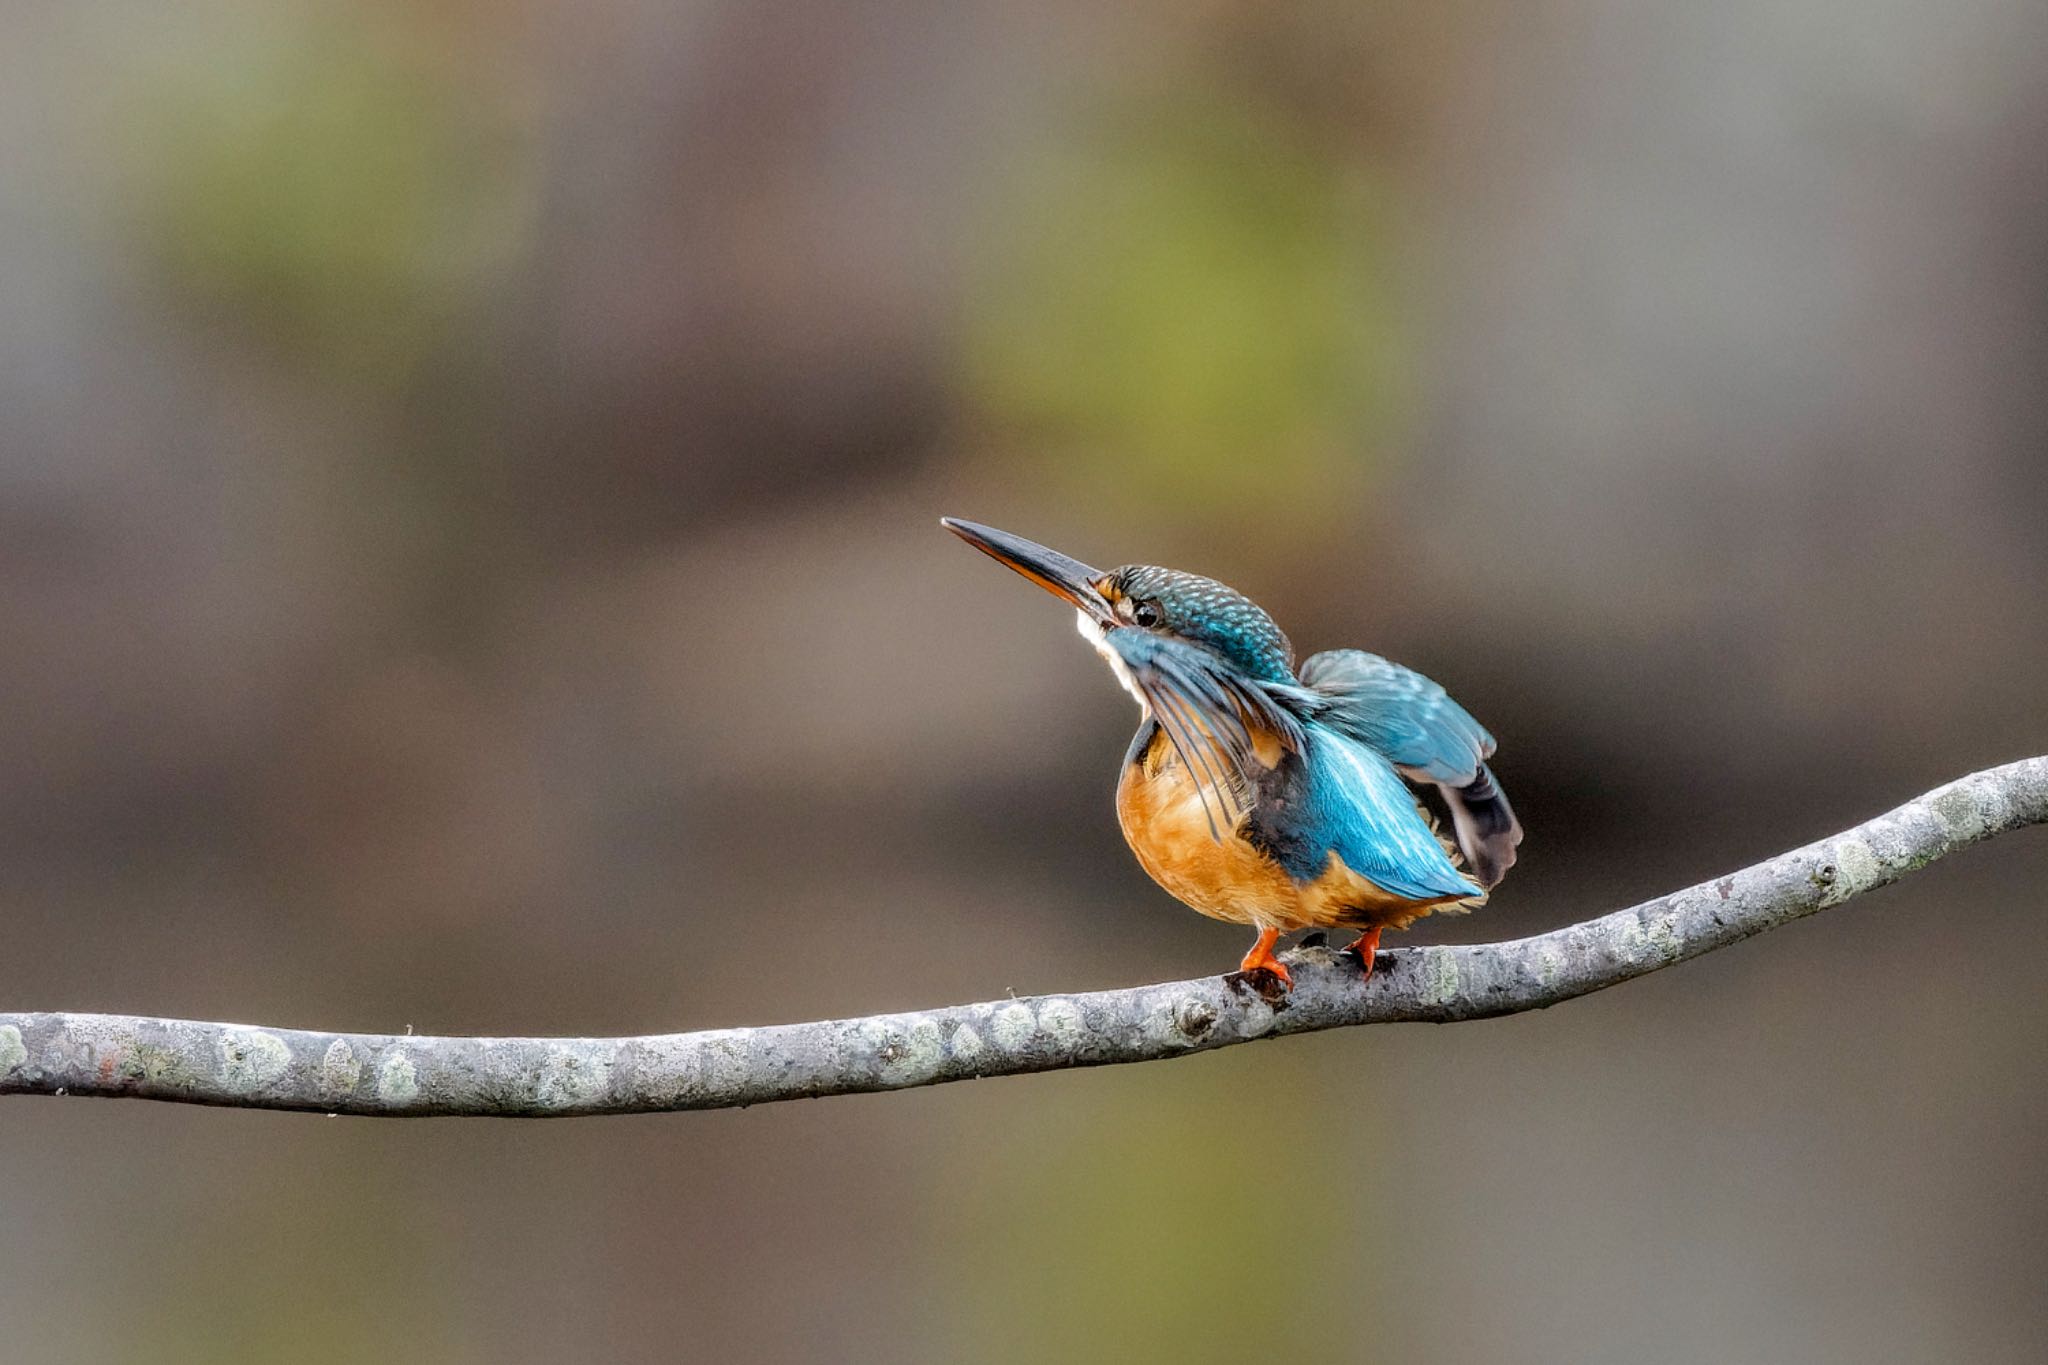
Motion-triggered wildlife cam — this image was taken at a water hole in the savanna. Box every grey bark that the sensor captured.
[3,758,2043,1118]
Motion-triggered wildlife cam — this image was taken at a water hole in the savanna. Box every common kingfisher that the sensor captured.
[943,518,1521,990]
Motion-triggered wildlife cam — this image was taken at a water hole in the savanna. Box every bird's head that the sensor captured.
[941,518,1296,691]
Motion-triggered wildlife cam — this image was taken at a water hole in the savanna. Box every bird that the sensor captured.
[941,517,1521,991]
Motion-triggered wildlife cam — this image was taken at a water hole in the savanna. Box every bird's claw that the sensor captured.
[1228,926,1295,1002]
[1339,926,1385,981]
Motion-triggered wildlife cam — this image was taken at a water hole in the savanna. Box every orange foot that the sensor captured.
[1226,926,1293,992]
[1343,926,1384,981]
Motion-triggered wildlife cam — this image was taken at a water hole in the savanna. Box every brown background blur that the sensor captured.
[4,3,2046,1362]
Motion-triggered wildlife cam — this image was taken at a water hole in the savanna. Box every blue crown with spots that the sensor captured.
[1107,565,1296,684]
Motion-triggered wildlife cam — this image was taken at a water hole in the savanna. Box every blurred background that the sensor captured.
[3,2,2046,1361]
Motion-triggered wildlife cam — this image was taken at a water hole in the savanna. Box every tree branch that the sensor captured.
[4,758,2043,1118]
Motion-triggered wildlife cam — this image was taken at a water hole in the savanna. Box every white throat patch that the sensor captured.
[1075,611,1148,710]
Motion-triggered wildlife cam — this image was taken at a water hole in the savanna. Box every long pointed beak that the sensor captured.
[941,517,1116,625]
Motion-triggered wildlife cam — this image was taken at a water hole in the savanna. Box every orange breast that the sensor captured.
[1116,749,1301,929]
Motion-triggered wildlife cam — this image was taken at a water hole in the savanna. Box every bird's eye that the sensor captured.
[1131,600,1162,628]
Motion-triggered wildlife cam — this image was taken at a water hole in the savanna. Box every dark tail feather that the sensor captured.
[1441,763,1522,889]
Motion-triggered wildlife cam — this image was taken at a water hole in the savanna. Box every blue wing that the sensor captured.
[1294,726,1482,902]
[1299,649,1522,887]
[1298,649,1492,781]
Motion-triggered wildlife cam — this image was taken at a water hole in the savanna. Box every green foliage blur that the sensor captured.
[964,84,1405,523]
[940,1052,1362,1361]
[127,16,537,384]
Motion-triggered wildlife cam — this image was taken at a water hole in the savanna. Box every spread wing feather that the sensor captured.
[1298,649,1522,887]
[1304,728,1484,902]
[1104,629,1304,843]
